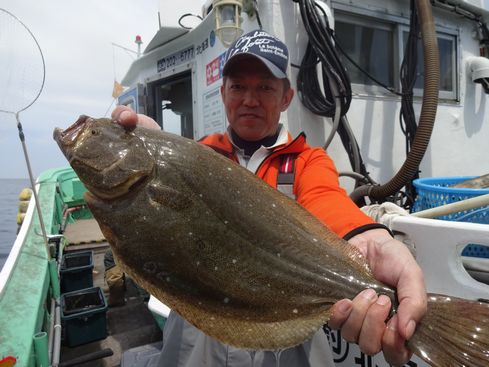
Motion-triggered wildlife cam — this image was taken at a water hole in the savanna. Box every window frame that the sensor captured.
[148,70,194,138]
[398,25,459,101]
[332,3,460,102]
[334,12,399,96]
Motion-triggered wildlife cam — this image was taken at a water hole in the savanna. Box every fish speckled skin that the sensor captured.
[54,116,489,366]
[452,174,489,189]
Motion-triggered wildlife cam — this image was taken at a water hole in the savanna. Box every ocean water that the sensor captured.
[0,178,30,271]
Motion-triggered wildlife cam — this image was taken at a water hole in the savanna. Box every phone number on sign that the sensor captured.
[157,46,195,72]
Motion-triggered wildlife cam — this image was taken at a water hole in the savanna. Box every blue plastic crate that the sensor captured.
[412,176,489,258]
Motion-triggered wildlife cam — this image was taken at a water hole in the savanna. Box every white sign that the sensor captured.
[325,327,428,367]
[202,87,225,136]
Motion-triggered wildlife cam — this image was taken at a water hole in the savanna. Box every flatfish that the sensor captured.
[54,116,489,367]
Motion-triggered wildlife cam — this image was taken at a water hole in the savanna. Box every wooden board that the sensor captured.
[64,218,105,245]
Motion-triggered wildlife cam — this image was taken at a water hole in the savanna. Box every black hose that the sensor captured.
[399,0,421,206]
[400,0,420,158]
[296,0,352,117]
[295,0,438,203]
[295,0,372,187]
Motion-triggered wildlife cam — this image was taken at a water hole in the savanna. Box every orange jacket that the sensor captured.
[199,132,379,239]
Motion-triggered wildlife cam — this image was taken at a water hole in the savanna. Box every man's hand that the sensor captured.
[328,228,427,366]
[112,105,160,130]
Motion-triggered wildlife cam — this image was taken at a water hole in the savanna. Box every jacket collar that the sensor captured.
[227,124,289,155]
[200,128,307,156]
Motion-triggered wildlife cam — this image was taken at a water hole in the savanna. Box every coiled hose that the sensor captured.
[350,0,439,203]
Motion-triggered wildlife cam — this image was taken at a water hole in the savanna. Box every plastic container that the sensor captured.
[60,250,93,293]
[148,295,171,331]
[413,176,489,258]
[61,287,108,347]
[412,176,489,219]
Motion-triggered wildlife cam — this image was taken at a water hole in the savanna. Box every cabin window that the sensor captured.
[149,71,194,138]
[117,84,146,114]
[333,8,459,101]
[402,29,458,100]
[335,18,395,89]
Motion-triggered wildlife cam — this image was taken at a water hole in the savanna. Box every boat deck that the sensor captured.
[59,235,162,366]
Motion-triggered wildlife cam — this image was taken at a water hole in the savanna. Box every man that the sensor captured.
[113,29,426,366]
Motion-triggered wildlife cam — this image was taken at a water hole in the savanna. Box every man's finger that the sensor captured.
[395,263,427,340]
[112,106,138,128]
[382,315,412,366]
[340,288,378,343]
[329,299,352,330]
[357,294,391,355]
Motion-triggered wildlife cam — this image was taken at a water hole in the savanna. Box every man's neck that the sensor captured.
[229,127,281,158]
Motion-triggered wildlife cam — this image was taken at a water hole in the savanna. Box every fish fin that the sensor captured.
[167,295,331,350]
[124,266,332,350]
[196,311,329,350]
[408,294,489,366]
[148,182,193,211]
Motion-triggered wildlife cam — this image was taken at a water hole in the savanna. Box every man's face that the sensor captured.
[221,57,294,142]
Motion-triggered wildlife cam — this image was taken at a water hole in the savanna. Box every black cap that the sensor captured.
[222,30,289,79]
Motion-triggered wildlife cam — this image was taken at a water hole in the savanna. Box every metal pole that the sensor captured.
[47,298,55,362]
[51,233,65,366]
[51,299,62,367]
[16,113,51,260]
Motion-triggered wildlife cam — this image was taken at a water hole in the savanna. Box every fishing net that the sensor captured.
[0,8,45,115]
[0,8,49,257]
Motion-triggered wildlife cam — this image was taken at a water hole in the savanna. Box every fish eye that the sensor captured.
[91,129,99,136]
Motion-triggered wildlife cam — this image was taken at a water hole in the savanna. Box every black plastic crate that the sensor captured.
[61,287,108,347]
[60,250,93,293]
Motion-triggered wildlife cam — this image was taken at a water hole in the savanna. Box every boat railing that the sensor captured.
[0,182,37,296]
[392,215,489,298]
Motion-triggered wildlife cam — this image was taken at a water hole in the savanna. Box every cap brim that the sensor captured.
[223,53,287,79]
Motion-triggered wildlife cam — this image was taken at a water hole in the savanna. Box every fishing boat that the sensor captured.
[1,0,489,366]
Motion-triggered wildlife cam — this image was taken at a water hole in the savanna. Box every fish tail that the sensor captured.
[408,293,489,367]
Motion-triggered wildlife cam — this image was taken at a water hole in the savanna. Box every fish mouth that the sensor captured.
[54,115,154,203]
[53,115,93,159]
[83,171,150,208]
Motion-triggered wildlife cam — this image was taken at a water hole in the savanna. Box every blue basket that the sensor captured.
[412,176,489,258]
[412,176,489,221]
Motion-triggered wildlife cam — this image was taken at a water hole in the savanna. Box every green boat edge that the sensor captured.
[0,167,89,366]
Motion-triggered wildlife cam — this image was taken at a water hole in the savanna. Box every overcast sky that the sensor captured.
[0,0,205,178]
